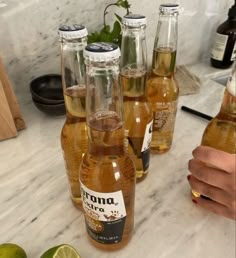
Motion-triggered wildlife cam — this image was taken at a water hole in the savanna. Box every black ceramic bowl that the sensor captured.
[30,74,64,104]
[32,98,66,116]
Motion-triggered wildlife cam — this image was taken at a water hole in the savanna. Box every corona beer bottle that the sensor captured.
[80,42,136,251]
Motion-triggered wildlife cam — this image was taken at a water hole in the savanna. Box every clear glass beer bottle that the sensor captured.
[192,61,236,198]
[58,24,88,210]
[80,42,136,251]
[201,61,236,152]
[146,4,179,154]
[120,14,153,182]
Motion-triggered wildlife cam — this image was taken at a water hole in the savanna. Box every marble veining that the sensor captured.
[0,63,235,258]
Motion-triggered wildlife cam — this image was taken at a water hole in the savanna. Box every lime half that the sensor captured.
[0,243,27,258]
[40,244,81,258]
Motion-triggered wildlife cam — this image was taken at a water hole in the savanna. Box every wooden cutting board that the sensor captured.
[0,58,26,141]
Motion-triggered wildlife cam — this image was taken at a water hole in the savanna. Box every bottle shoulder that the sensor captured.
[146,74,179,98]
[217,19,236,34]
[201,116,236,153]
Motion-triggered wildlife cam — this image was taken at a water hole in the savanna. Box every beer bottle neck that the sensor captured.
[120,24,147,68]
[220,68,236,117]
[61,37,87,89]
[60,37,87,116]
[152,14,178,77]
[120,25,148,97]
[154,14,178,51]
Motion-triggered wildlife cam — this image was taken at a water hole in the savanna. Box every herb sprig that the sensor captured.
[88,0,131,47]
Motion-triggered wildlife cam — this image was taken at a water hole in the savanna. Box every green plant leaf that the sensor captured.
[116,0,131,9]
[111,21,121,38]
[87,0,131,46]
[100,31,112,42]
[88,31,101,44]
[101,25,111,33]
[114,13,122,23]
[110,20,122,46]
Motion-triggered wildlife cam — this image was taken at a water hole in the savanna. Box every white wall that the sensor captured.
[0,0,233,94]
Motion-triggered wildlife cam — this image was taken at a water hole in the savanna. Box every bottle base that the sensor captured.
[136,169,148,183]
[87,233,132,251]
[71,196,83,211]
[210,59,233,69]
[150,146,171,154]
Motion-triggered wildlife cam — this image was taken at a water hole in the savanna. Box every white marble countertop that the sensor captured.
[0,62,235,258]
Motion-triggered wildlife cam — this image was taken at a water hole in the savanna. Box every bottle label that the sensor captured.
[141,120,153,152]
[80,182,127,244]
[152,101,178,132]
[211,33,228,61]
[141,120,153,171]
[231,42,236,61]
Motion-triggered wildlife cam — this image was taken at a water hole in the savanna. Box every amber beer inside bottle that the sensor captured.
[59,24,88,210]
[120,14,153,182]
[192,63,236,198]
[80,42,136,251]
[121,69,153,181]
[147,47,179,153]
[61,85,87,208]
[146,4,179,154]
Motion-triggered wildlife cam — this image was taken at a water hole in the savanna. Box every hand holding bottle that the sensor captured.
[187,146,236,220]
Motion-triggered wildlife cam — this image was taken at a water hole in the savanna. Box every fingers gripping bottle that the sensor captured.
[192,61,236,198]
[80,42,136,251]
[146,4,179,154]
[59,24,88,210]
[120,14,153,182]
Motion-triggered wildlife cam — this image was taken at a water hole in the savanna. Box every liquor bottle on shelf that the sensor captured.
[210,1,236,69]
[146,4,179,154]
[58,24,88,210]
[192,61,236,198]
[80,42,136,251]
[120,14,153,182]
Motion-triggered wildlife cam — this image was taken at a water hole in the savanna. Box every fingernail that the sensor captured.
[192,199,198,204]
[187,175,191,181]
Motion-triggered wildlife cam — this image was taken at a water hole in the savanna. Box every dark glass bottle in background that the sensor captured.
[120,14,153,182]
[211,1,236,69]
[58,24,88,210]
[80,42,136,251]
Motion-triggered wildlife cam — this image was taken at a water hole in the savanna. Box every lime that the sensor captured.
[40,244,81,258]
[0,243,27,258]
